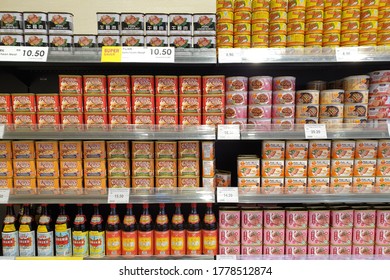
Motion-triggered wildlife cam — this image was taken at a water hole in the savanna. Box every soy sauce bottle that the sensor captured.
[155,203,170,255]
[171,203,185,256]
[2,204,19,256]
[89,204,105,257]
[55,204,72,256]
[72,204,89,257]
[37,204,54,256]
[138,203,153,255]
[106,204,121,256]
[18,204,36,256]
[202,203,218,255]
[186,203,201,255]
[122,204,138,255]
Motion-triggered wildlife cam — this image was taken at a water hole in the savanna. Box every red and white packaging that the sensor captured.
[369,83,390,95]
[84,95,107,113]
[108,113,131,125]
[241,229,263,245]
[132,95,155,113]
[108,95,131,113]
[249,76,273,91]
[308,245,330,255]
[83,75,107,94]
[0,94,11,113]
[203,75,225,95]
[285,246,307,255]
[286,229,308,245]
[203,114,224,125]
[219,210,240,229]
[248,105,272,118]
[272,91,295,105]
[219,228,240,245]
[241,245,262,255]
[263,245,285,255]
[264,209,285,229]
[179,95,201,114]
[375,229,390,245]
[12,94,36,113]
[354,209,376,228]
[132,114,155,125]
[273,76,296,91]
[309,209,330,228]
[203,95,225,113]
[131,75,154,95]
[368,107,390,119]
[107,75,130,94]
[272,105,295,118]
[353,228,375,245]
[249,91,272,105]
[60,113,83,125]
[155,76,178,95]
[330,245,352,255]
[308,228,330,245]
[36,94,60,112]
[37,113,60,125]
[59,75,82,95]
[352,245,374,256]
[225,105,248,119]
[369,70,390,84]
[179,76,201,95]
[331,209,354,228]
[330,228,353,245]
[226,91,248,106]
[0,113,13,124]
[375,246,390,255]
[84,113,108,125]
[368,95,390,107]
[60,95,83,113]
[286,209,308,229]
[179,114,201,125]
[156,95,178,114]
[13,113,36,125]
[156,114,178,125]
[219,245,240,255]
[263,229,285,245]
[226,76,248,92]
[242,210,263,229]
[376,209,390,228]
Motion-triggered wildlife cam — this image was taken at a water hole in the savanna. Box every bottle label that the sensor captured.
[138,231,153,255]
[19,230,36,256]
[55,228,72,256]
[204,214,216,224]
[106,230,121,256]
[20,216,32,224]
[74,215,86,225]
[171,230,185,255]
[139,215,152,225]
[90,215,103,225]
[37,231,54,256]
[188,214,200,224]
[172,214,184,225]
[155,230,170,255]
[187,230,201,255]
[202,229,218,255]
[107,215,120,225]
[89,231,105,257]
[3,224,16,232]
[122,231,137,255]
[123,216,136,226]
[2,231,19,256]
[4,215,16,224]
[56,216,68,224]
[156,215,168,225]
[39,215,51,225]
[73,231,89,257]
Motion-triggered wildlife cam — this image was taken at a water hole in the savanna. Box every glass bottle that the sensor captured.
[138,203,153,256]
[171,203,185,256]
[106,204,121,256]
[122,204,137,256]
[18,204,36,256]
[72,204,89,257]
[155,203,170,255]
[2,204,19,256]
[89,204,105,257]
[37,204,54,256]
[55,204,72,256]
[186,203,201,255]
[202,203,218,255]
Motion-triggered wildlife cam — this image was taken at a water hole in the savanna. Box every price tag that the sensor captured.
[101,46,122,62]
[108,188,130,204]
[121,47,175,63]
[0,124,4,139]
[217,124,240,140]
[218,48,242,63]
[0,46,48,62]
[217,187,239,203]
[335,47,359,62]
[216,255,237,260]
[304,124,327,139]
[0,189,10,203]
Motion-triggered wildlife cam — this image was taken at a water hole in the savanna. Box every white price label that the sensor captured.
[216,255,237,260]
[108,188,130,204]
[0,46,48,62]
[121,47,175,63]
[0,124,4,139]
[218,48,242,63]
[217,124,241,140]
[0,189,10,203]
[335,47,359,62]
[217,187,239,203]
[387,120,390,137]
[304,124,327,139]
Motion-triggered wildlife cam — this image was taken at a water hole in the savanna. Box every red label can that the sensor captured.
[60,95,83,113]
[84,113,108,125]
[156,95,178,113]
[108,113,131,125]
[203,95,225,113]
[59,75,82,95]
[84,95,107,113]
[132,75,154,95]
[36,94,60,113]
[132,95,155,113]
[156,114,178,126]
[179,114,201,125]
[108,75,130,94]
[12,94,36,113]
[156,76,178,95]
[179,76,201,95]
[0,113,13,124]
[132,114,155,125]
[37,113,60,125]
[202,114,225,125]
[13,113,37,125]
[60,113,83,125]
[83,75,107,94]
[0,94,12,113]
[202,76,225,95]
[107,95,131,113]
[179,95,201,114]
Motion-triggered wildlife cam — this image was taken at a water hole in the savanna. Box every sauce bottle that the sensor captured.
[18,204,36,256]
[138,203,153,256]
[89,204,105,257]
[202,203,218,255]
[122,204,138,256]
[186,203,202,255]
[171,203,185,256]
[155,203,170,255]
[2,204,19,256]
[106,204,121,256]
[72,204,89,257]
[37,204,54,256]
[55,204,72,256]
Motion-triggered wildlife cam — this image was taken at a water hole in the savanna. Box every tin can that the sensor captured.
[273,76,296,91]
[324,9,342,22]
[261,178,284,194]
[296,90,320,104]
[121,35,144,47]
[132,95,155,113]
[270,0,288,11]
[217,11,234,23]
[379,22,390,33]
[269,23,287,34]
[251,34,269,47]
[170,36,192,48]
[132,75,154,95]
[272,91,295,105]
[234,22,251,35]
[226,92,248,106]
[217,22,234,35]
[377,33,390,45]
[144,13,168,35]
[305,22,323,33]
[217,35,234,47]
[359,32,377,45]
[251,22,269,33]
[24,34,48,47]
[37,113,60,126]
[361,8,379,21]
[248,91,272,105]
[252,0,271,11]
[272,105,295,118]
[305,33,323,46]
[295,105,319,118]
[323,33,340,46]
[156,95,178,114]
[155,177,177,189]
[295,118,318,124]
[107,177,130,189]
[60,113,83,125]
[287,10,305,22]
[309,209,330,229]
[179,114,201,125]
[83,75,106,95]
[217,0,234,10]
[379,9,390,21]
[269,11,288,23]
[343,76,370,91]
[320,105,344,118]
[120,13,144,35]
[234,12,251,23]
[247,105,271,118]
[179,95,201,114]
[107,95,131,114]
[13,178,36,193]
[0,12,23,34]
[84,95,107,113]
[48,12,73,35]
[0,94,11,113]
[84,113,108,125]
[353,159,376,176]
[179,76,201,95]
[369,95,390,107]
[285,160,308,177]
[132,159,154,177]
[284,178,307,194]
[330,177,353,193]
[145,36,168,47]
[96,13,120,35]
[36,94,60,113]
[344,104,368,118]
[203,114,225,125]
[252,11,270,23]
[306,10,324,22]
[286,34,305,46]
[169,14,192,36]
[193,14,216,36]
[132,141,154,159]
[287,22,305,34]
[106,141,129,159]
[22,12,47,34]
[341,32,359,46]
[353,177,375,193]
[156,114,178,126]
[59,95,83,113]
[12,94,36,113]
[203,95,225,113]
[261,160,285,177]
[13,113,36,126]
[233,34,251,47]
[178,176,200,188]
[58,75,82,95]
[341,21,359,34]
[320,89,344,104]
[193,36,216,48]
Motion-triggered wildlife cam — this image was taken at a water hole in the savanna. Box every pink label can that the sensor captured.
[286,229,308,245]
[286,209,308,229]
[219,228,240,245]
[308,245,330,255]
[375,245,390,255]
[226,76,248,92]
[219,245,240,255]
[249,91,272,105]
[375,228,390,245]
[248,105,272,118]
[353,228,375,245]
[263,245,285,255]
[330,245,352,255]
[241,210,263,229]
[309,209,330,228]
[219,209,240,229]
[272,105,295,118]
[354,209,376,228]
[273,76,296,91]
[331,209,354,228]
[225,105,248,119]
[331,228,353,245]
[263,228,285,245]
[241,245,262,255]
[376,209,390,228]
[308,228,330,245]
[272,91,296,105]
[249,76,272,91]
[285,245,307,255]
[241,229,263,245]
[264,209,286,228]
[352,245,374,255]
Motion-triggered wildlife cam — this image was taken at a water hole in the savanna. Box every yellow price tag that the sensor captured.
[101,46,122,62]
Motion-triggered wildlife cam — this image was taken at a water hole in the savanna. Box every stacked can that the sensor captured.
[217,0,234,48]
[368,70,390,123]
[353,139,378,193]
[295,89,320,124]
[329,140,355,194]
[375,206,390,255]
[237,155,260,189]
[11,93,36,127]
[106,141,130,189]
[304,0,324,52]
[58,75,83,126]
[225,76,248,124]
[132,141,154,189]
[269,0,288,48]
[261,140,285,194]
[343,75,370,123]
[202,141,216,188]
[179,76,201,126]
[83,141,107,193]
[330,208,353,255]
[319,89,344,125]
[247,76,272,125]
[360,0,379,46]
[0,93,12,125]
[307,207,330,255]
[36,141,60,193]
[155,76,178,126]
[307,140,331,194]
[284,140,308,194]
[251,0,270,48]
[219,208,240,255]
[286,0,306,49]
[178,141,200,188]
[378,0,390,46]
[272,76,296,127]
[375,140,390,193]
[36,93,60,127]
[59,141,83,193]
[107,75,131,125]
[241,208,263,255]
[234,0,252,48]
[131,75,155,125]
[341,0,361,47]
[155,141,177,189]
[202,76,225,125]
[12,141,36,194]
[263,208,285,255]
[323,0,342,49]
[285,208,308,255]
[83,75,108,126]
[352,208,376,255]
[0,141,12,190]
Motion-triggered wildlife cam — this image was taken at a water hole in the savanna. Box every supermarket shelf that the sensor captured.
[218,46,390,64]
[240,123,389,140]
[5,188,215,204]
[0,124,216,140]
[85,255,214,260]
[235,255,390,260]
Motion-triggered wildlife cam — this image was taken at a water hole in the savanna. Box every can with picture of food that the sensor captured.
[287,22,305,34]
[272,91,295,105]
[320,89,344,104]
[344,104,368,118]
[343,76,370,91]
[248,105,272,119]
[284,178,307,194]
[251,34,269,47]
[330,177,353,193]
[269,22,287,34]
[341,21,359,33]
[269,11,288,23]
[0,12,23,34]
[340,33,359,46]
[296,90,320,104]
[251,22,269,34]
[234,34,251,47]
[273,76,296,91]
[295,105,319,118]
[320,104,344,118]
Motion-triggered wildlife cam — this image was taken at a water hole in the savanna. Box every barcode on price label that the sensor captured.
[304,124,327,139]
[217,187,239,203]
[108,188,130,203]
[217,124,240,140]
[0,189,10,203]
[335,47,359,62]
[218,48,242,63]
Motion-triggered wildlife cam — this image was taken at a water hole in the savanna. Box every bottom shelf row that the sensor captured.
[2,203,390,258]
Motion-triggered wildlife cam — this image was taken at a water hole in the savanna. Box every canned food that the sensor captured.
[353,159,376,176]
[169,14,192,35]
[155,177,177,189]
[353,177,375,193]
[295,105,319,118]
[225,105,248,119]
[48,12,73,35]
[375,177,390,193]
[378,9,390,21]
[83,75,107,95]
[305,22,323,33]
[217,23,234,35]
[107,177,130,189]
[179,95,201,113]
[248,105,272,118]
[132,95,155,113]
[226,92,248,106]
[233,34,251,47]
[217,0,234,10]
[120,13,144,35]
[252,11,270,24]
[361,8,379,21]
[107,95,131,114]
[251,22,269,33]
[252,0,271,11]
[217,11,234,23]
[97,13,120,35]
[59,95,82,113]
[178,176,200,188]
[12,94,36,113]
[84,113,108,125]
[156,114,178,126]
[284,178,307,194]
[341,21,359,34]
[345,90,369,103]
[203,76,225,95]
[170,36,192,48]
[269,22,287,34]
[132,159,154,177]
[262,141,285,160]
[320,89,344,104]
[248,118,272,125]
[237,157,260,177]
[272,91,295,104]
[0,12,23,34]
[379,22,390,33]
[355,140,378,159]
[272,118,295,128]
[343,75,370,91]
[296,90,320,104]
[145,36,168,47]
[13,113,36,126]
[0,94,11,113]
[287,22,305,33]
[24,34,48,47]
[263,245,285,255]
[179,114,201,125]
[60,113,82,125]
[362,0,379,7]
[0,34,23,46]
[234,12,251,23]
[285,229,308,245]
[37,113,60,126]
[144,14,168,35]
[261,160,285,177]
[286,34,305,46]
[84,95,107,113]
[194,36,216,48]
[251,34,269,46]
[344,118,368,124]
[269,11,288,23]
[121,35,144,47]
[369,95,390,107]
[324,9,342,22]
[305,33,323,45]
[226,76,248,92]
[285,160,308,177]
[131,177,154,189]
[203,114,224,126]
[287,10,305,22]
[270,0,288,11]
[320,105,344,118]
[377,33,390,45]
[370,82,390,95]
[261,178,284,194]
[306,10,324,22]
[217,34,234,46]
[323,22,341,35]
[341,32,359,46]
